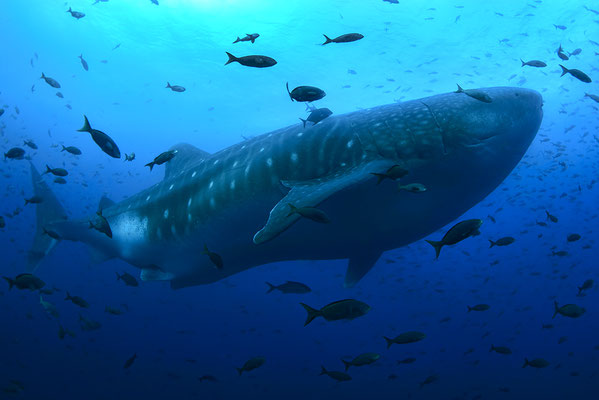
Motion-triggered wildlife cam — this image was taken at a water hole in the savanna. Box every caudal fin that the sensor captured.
[265,282,277,293]
[425,240,443,259]
[225,52,237,65]
[28,163,68,272]
[319,365,327,376]
[559,65,569,77]
[77,115,92,133]
[322,34,333,45]
[383,336,394,349]
[488,240,496,248]
[552,301,559,318]
[522,358,529,368]
[342,360,351,371]
[236,367,244,376]
[3,277,15,290]
[233,37,240,44]
[300,303,321,326]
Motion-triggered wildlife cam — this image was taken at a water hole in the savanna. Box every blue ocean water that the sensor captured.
[1,0,598,399]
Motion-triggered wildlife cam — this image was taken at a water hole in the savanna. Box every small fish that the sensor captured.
[398,183,427,193]
[23,140,38,149]
[145,150,177,171]
[522,358,549,368]
[166,82,186,92]
[116,272,139,287]
[322,33,364,45]
[124,152,136,161]
[286,82,326,102]
[79,54,89,71]
[236,356,265,375]
[105,306,124,315]
[578,279,594,295]
[58,324,76,339]
[341,353,380,370]
[559,65,592,83]
[397,357,416,364]
[488,237,515,247]
[425,219,483,259]
[490,345,512,355]
[40,73,61,88]
[567,233,581,242]
[124,353,137,369]
[203,244,223,269]
[89,210,112,238]
[553,24,567,30]
[40,295,59,318]
[79,314,101,331]
[585,93,599,103]
[420,374,438,388]
[25,195,44,206]
[4,147,25,160]
[545,210,558,223]
[78,115,121,158]
[287,203,330,224]
[371,165,409,184]
[224,52,277,68]
[56,91,64,98]
[557,45,569,61]
[553,301,585,318]
[198,375,218,382]
[53,177,66,184]
[320,365,351,382]
[65,292,90,308]
[233,33,259,44]
[3,273,45,291]
[299,107,332,127]
[521,59,546,68]
[266,281,311,294]
[384,331,425,348]
[455,84,492,103]
[44,165,68,176]
[61,145,82,155]
[468,304,490,312]
[301,299,370,326]
[67,7,85,19]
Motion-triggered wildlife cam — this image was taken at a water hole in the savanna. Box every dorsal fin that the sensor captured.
[98,195,116,211]
[164,143,210,180]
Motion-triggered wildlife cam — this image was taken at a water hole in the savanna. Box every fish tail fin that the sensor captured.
[286,82,294,101]
[61,145,66,152]
[233,37,240,44]
[370,173,386,184]
[43,165,52,175]
[467,306,472,312]
[342,360,351,371]
[27,162,69,272]
[322,34,333,45]
[577,286,583,295]
[265,282,276,293]
[559,65,568,77]
[3,277,15,290]
[319,365,327,376]
[77,115,92,133]
[425,240,443,259]
[552,301,558,318]
[456,84,464,93]
[145,162,155,171]
[522,358,529,368]
[67,7,72,12]
[202,244,209,254]
[40,72,45,79]
[166,82,171,88]
[286,203,298,217]
[225,52,237,65]
[116,272,121,281]
[490,345,494,352]
[488,240,496,248]
[236,367,243,376]
[299,118,307,128]
[300,303,321,326]
[65,292,72,301]
[520,59,525,67]
[383,336,394,349]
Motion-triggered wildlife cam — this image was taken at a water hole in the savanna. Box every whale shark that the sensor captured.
[28,87,543,288]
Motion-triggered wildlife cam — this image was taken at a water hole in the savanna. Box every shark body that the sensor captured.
[29,87,543,288]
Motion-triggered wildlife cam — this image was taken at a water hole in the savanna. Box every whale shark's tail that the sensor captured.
[27,163,69,271]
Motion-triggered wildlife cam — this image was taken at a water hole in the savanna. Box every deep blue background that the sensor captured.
[1,1,598,399]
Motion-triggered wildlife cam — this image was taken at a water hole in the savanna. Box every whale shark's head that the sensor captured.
[441,87,543,158]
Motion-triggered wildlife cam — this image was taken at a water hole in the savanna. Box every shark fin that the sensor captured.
[253,161,391,244]
[98,195,116,211]
[345,250,382,288]
[140,268,174,281]
[164,143,211,180]
[27,163,68,272]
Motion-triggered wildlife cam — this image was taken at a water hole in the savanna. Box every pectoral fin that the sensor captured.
[253,161,391,245]
[345,250,382,288]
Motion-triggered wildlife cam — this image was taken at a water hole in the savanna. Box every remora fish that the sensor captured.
[26,87,542,289]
